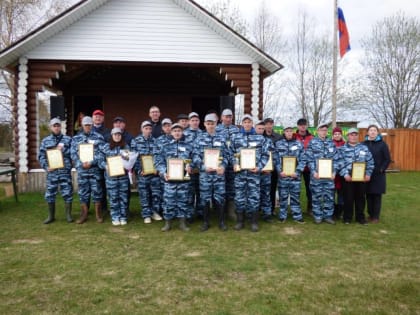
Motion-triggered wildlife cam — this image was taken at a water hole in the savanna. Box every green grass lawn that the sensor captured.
[0,172,419,314]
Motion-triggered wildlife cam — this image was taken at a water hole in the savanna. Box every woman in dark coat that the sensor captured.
[364,125,391,223]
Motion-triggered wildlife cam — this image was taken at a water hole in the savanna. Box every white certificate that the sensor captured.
[262,152,273,172]
[204,148,220,169]
[47,149,64,170]
[79,143,94,163]
[240,148,256,170]
[107,156,125,177]
[167,158,185,181]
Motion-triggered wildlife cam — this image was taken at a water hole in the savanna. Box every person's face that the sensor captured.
[348,132,359,145]
[112,133,122,142]
[368,127,378,139]
[284,129,294,140]
[162,123,171,135]
[265,122,274,132]
[255,125,265,135]
[113,120,126,131]
[333,132,342,141]
[142,126,152,137]
[82,124,92,133]
[149,107,160,122]
[189,117,200,129]
[50,123,61,135]
[297,124,307,133]
[242,119,253,131]
[221,115,232,125]
[178,119,188,129]
[93,114,104,125]
[317,127,328,139]
[171,128,183,140]
[204,120,216,133]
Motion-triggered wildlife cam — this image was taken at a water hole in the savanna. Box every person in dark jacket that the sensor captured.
[364,125,391,223]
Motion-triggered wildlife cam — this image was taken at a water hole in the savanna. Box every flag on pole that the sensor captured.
[337,7,350,57]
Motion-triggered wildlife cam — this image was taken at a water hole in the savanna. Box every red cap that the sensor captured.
[92,109,104,116]
[333,127,342,134]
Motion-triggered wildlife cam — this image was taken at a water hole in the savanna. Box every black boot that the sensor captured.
[161,220,172,232]
[43,203,56,224]
[200,204,210,232]
[65,203,73,223]
[250,212,259,232]
[217,203,227,231]
[234,212,244,231]
[179,218,190,231]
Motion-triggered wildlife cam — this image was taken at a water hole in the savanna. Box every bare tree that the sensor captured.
[361,12,420,128]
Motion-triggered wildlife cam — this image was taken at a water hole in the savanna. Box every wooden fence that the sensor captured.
[358,128,420,171]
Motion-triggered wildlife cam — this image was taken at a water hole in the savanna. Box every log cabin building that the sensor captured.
[0,0,282,192]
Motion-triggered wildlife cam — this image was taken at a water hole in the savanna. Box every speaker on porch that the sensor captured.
[50,96,65,120]
[219,95,234,113]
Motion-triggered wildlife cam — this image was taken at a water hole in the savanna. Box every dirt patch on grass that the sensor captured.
[283,227,302,235]
[379,230,389,234]
[185,251,201,257]
[12,239,43,244]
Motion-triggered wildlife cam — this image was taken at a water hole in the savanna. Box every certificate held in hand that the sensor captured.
[167,158,185,181]
[240,148,256,170]
[107,156,125,177]
[79,143,94,163]
[262,152,273,172]
[47,148,64,170]
[141,155,156,175]
[282,156,296,176]
[351,162,366,181]
[317,158,333,179]
[204,148,220,169]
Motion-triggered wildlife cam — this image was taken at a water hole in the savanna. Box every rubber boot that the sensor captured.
[95,202,103,223]
[65,203,73,223]
[234,212,244,231]
[161,220,172,232]
[200,204,210,232]
[76,203,88,224]
[217,203,227,231]
[250,211,259,232]
[179,218,190,231]
[226,200,237,221]
[43,203,56,224]
[307,200,313,217]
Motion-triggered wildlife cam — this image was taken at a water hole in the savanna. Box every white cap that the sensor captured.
[162,118,172,125]
[242,114,253,122]
[111,127,122,135]
[49,118,61,126]
[171,123,183,130]
[188,112,199,119]
[317,122,329,129]
[221,109,233,116]
[141,121,152,128]
[81,116,93,125]
[204,113,218,122]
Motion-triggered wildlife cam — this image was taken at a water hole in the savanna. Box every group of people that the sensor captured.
[38,105,391,232]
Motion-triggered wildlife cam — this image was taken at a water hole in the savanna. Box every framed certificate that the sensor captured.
[352,162,366,181]
[141,155,156,175]
[47,148,64,170]
[204,148,220,169]
[282,156,297,176]
[107,156,125,177]
[240,148,256,170]
[167,158,185,181]
[317,158,333,179]
[262,152,273,172]
[79,143,94,163]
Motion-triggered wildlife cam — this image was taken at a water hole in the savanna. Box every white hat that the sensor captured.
[204,113,218,122]
[171,123,183,130]
[111,127,122,135]
[141,121,152,128]
[317,122,329,129]
[221,109,233,116]
[188,112,199,119]
[81,116,93,125]
[348,127,359,134]
[162,118,172,125]
[49,117,61,126]
[242,114,253,122]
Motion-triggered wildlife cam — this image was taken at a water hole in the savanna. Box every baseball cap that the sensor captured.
[92,109,104,116]
[204,113,218,122]
[188,112,199,119]
[111,127,122,135]
[348,127,359,134]
[81,116,93,125]
[333,127,343,134]
[317,122,329,129]
[242,114,253,122]
[171,123,183,130]
[162,118,172,125]
[113,116,125,123]
[297,118,307,125]
[176,114,188,120]
[49,117,61,126]
[221,109,233,116]
[141,121,152,128]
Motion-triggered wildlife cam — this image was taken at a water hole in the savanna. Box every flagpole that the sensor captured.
[332,0,338,128]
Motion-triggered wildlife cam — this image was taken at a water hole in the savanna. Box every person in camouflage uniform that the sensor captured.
[131,121,162,224]
[100,128,130,226]
[155,123,194,232]
[305,123,341,224]
[38,118,73,224]
[192,113,229,231]
[230,114,270,232]
[71,116,105,224]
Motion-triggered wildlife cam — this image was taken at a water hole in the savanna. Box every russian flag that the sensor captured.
[338,7,351,57]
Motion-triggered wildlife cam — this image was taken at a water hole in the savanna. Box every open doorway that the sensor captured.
[191,96,234,129]
[73,96,102,135]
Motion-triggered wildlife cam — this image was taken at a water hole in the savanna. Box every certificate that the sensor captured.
[167,158,185,181]
[317,158,333,179]
[141,155,156,175]
[352,162,366,181]
[47,148,64,169]
[79,143,94,163]
[107,156,125,177]
[204,148,220,169]
[240,148,256,170]
[262,152,273,172]
[282,156,297,176]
